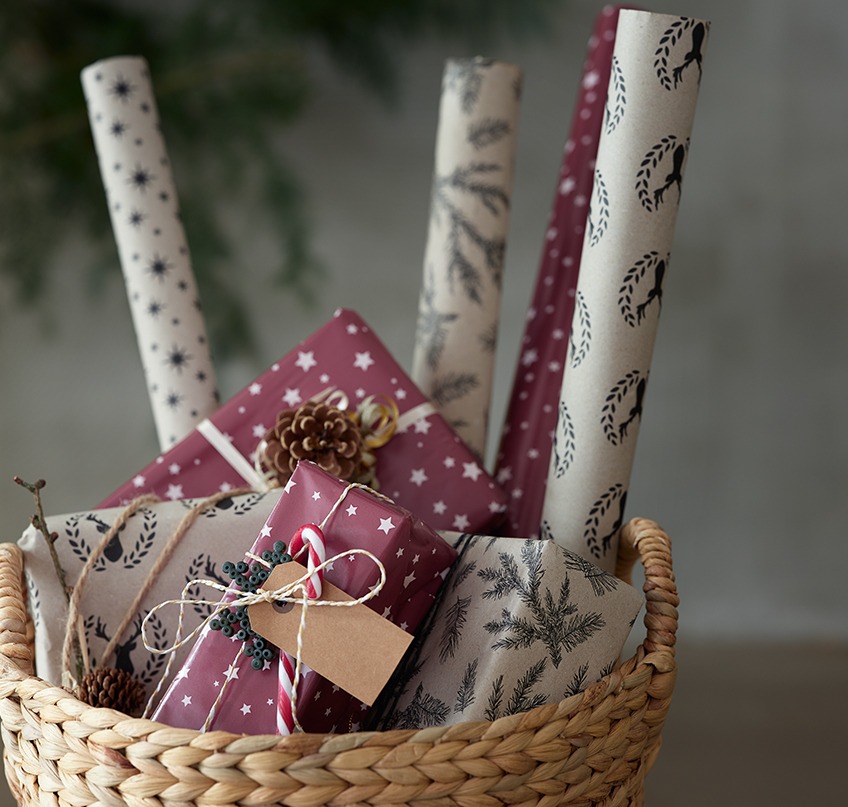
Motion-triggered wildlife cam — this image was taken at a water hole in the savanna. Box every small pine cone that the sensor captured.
[77,666,146,715]
[262,401,364,484]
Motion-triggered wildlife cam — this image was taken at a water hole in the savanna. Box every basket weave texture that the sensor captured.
[0,518,677,807]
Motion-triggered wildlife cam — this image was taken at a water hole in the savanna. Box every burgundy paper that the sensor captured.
[494,6,630,537]
[151,460,457,734]
[100,309,507,533]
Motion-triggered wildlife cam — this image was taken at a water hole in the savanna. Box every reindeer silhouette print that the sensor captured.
[653,145,685,207]
[672,22,706,87]
[619,378,646,440]
[94,616,143,676]
[636,259,666,322]
[599,490,628,554]
[85,513,125,562]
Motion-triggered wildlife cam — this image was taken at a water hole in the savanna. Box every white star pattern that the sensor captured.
[249,382,262,396]
[240,703,251,715]
[453,514,470,530]
[132,475,146,488]
[252,423,266,438]
[283,388,302,407]
[497,466,512,484]
[182,695,192,706]
[166,483,183,500]
[410,468,428,486]
[224,663,239,681]
[403,572,416,588]
[560,176,576,195]
[169,463,180,475]
[267,698,274,706]
[583,69,600,89]
[396,547,404,558]
[176,665,190,681]
[378,517,395,534]
[413,418,432,434]
[552,328,565,340]
[295,351,317,372]
[346,323,358,335]
[512,488,523,500]
[400,621,408,631]
[462,462,482,481]
[260,524,272,538]
[319,373,330,384]
[219,482,233,493]
[355,387,366,398]
[412,554,419,564]
[284,478,297,494]
[382,606,392,618]
[443,456,455,469]
[521,348,539,367]
[433,500,447,515]
[395,388,407,400]
[353,351,374,371]
[312,491,321,501]
[528,448,540,460]
[346,505,357,516]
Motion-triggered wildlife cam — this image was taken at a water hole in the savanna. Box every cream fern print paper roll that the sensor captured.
[412,58,522,458]
[541,11,709,571]
[375,532,642,729]
[81,57,219,449]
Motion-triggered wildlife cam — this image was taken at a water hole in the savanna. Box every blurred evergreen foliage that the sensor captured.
[0,0,553,357]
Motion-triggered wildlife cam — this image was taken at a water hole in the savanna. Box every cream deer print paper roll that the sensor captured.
[541,11,709,570]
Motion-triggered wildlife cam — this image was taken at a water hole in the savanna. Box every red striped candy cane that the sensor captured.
[276,524,325,734]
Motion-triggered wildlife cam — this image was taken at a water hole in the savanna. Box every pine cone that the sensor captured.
[77,666,146,715]
[262,401,364,484]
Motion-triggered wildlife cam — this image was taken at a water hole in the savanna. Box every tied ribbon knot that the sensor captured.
[141,529,387,731]
[197,387,435,494]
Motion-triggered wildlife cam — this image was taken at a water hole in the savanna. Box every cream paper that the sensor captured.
[81,57,219,449]
[375,531,642,729]
[411,58,522,458]
[541,11,709,571]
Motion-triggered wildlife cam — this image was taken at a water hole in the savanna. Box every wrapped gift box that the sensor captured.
[151,460,457,734]
[374,531,643,729]
[99,309,507,533]
[18,489,282,694]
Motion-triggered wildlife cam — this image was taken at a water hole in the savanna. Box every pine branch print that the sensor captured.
[431,161,509,300]
[395,683,450,729]
[454,659,478,713]
[485,674,505,721]
[444,58,495,114]
[451,559,477,590]
[467,117,511,149]
[431,372,479,407]
[480,542,605,667]
[563,553,620,597]
[506,658,548,715]
[563,662,589,697]
[417,265,459,370]
[439,595,471,662]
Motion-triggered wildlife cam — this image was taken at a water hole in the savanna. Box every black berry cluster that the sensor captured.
[209,540,291,670]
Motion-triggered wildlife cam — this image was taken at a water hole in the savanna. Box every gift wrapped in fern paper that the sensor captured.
[374,532,643,728]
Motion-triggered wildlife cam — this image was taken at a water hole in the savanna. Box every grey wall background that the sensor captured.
[1,0,847,642]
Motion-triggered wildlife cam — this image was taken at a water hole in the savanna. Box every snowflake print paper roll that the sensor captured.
[412,58,522,459]
[495,6,627,538]
[81,56,218,450]
[541,10,709,571]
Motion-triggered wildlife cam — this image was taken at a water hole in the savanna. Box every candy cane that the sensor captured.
[277,524,325,734]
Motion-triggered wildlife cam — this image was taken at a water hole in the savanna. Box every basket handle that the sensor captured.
[0,543,35,677]
[615,518,678,658]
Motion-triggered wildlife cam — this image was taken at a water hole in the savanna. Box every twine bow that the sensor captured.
[141,480,390,732]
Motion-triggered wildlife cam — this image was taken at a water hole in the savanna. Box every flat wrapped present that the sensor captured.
[150,460,457,734]
[374,531,643,729]
[18,489,281,695]
[99,309,507,534]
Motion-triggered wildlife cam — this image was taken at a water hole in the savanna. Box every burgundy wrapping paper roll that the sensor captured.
[494,6,628,538]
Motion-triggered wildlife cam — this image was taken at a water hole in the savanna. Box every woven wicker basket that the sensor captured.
[0,517,676,807]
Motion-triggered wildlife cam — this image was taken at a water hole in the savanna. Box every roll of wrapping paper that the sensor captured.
[540,10,709,571]
[495,5,628,538]
[411,58,522,459]
[81,57,219,450]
